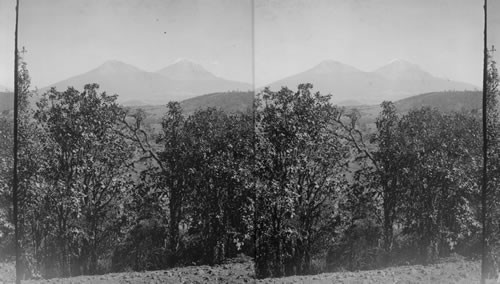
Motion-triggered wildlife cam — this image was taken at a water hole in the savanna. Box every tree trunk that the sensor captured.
[382,180,394,260]
[168,193,181,266]
[255,233,270,278]
[58,207,69,277]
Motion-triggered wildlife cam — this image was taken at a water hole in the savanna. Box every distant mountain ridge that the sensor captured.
[0,92,13,112]
[395,90,481,113]
[180,91,253,115]
[0,89,483,136]
[40,58,476,106]
[134,90,480,129]
[131,91,253,124]
[353,90,482,130]
[41,60,252,105]
[263,59,478,105]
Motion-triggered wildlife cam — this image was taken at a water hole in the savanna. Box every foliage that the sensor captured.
[397,108,480,263]
[118,102,254,270]
[369,104,480,263]
[0,53,35,271]
[254,84,352,278]
[178,107,254,265]
[0,114,14,258]
[21,84,135,278]
[8,54,500,282]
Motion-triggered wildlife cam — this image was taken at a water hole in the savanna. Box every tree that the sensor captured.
[119,103,254,268]
[31,84,134,277]
[119,102,188,267]
[372,101,401,255]
[0,51,40,278]
[180,108,254,264]
[254,84,351,278]
[158,102,189,265]
[372,106,481,264]
[0,113,14,257]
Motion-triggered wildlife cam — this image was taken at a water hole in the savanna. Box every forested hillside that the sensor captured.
[131,91,254,127]
[350,90,482,132]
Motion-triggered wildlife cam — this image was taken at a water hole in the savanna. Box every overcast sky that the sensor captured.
[0,0,15,90]
[0,0,499,89]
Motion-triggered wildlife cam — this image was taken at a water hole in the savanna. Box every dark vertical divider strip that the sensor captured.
[481,0,488,283]
[13,0,21,283]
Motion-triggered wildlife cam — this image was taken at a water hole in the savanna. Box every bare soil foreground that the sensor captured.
[0,259,495,283]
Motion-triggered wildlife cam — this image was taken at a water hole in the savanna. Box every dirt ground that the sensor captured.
[0,258,496,283]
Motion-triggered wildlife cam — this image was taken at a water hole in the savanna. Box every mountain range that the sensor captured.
[263,59,478,105]
[38,58,478,106]
[41,59,252,105]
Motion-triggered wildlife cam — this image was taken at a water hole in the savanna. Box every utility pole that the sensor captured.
[13,0,21,283]
[481,0,488,283]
